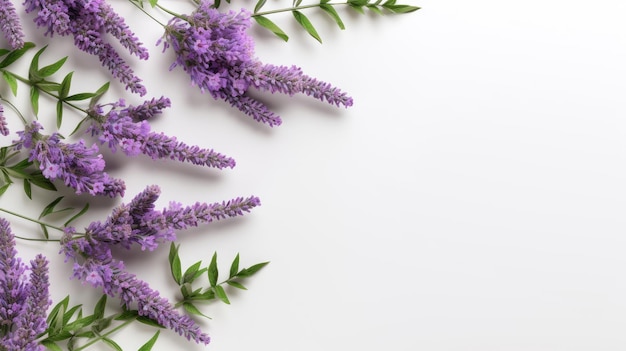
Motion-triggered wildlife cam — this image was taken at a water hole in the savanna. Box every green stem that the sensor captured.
[128,0,167,27]
[252,2,349,16]
[0,207,65,232]
[155,3,184,19]
[72,318,135,351]
[1,69,88,114]
[0,95,27,125]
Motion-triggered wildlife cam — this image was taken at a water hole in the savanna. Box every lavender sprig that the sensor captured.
[14,121,125,197]
[23,0,148,95]
[160,0,353,127]
[88,98,236,169]
[0,217,51,351]
[0,0,24,50]
[59,186,260,345]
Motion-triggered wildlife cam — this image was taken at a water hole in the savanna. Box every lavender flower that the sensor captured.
[0,0,25,49]
[0,218,51,351]
[0,103,9,136]
[15,121,125,197]
[60,186,260,345]
[161,0,353,126]
[88,99,236,169]
[23,0,148,95]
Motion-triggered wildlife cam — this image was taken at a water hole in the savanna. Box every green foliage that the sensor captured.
[168,243,269,317]
[0,148,57,199]
[251,0,419,42]
[37,196,89,238]
[41,295,163,351]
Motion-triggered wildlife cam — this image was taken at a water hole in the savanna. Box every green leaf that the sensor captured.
[229,253,239,278]
[30,86,40,116]
[59,71,73,99]
[169,243,182,285]
[28,171,57,191]
[208,252,218,287]
[28,46,46,81]
[253,0,266,13]
[293,0,303,6]
[89,82,109,108]
[39,196,64,219]
[182,302,209,318]
[214,285,230,304]
[148,0,158,6]
[226,281,247,290]
[383,4,420,13]
[137,316,164,328]
[138,331,160,351]
[4,167,29,179]
[38,56,68,77]
[114,309,138,321]
[63,314,97,331]
[292,11,322,43]
[62,304,83,325]
[56,100,63,129]
[47,295,69,329]
[0,42,35,69]
[320,4,345,30]
[93,294,107,319]
[2,71,18,96]
[40,223,49,239]
[183,260,203,284]
[37,81,61,92]
[237,261,270,277]
[0,183,10,197]
[0,49,10,57]
[64,202,89,226]
[366,4,384,15]
[65,92,97,101]
[253,16,289,42]
[102,337,123,351]
[40,340,64,351]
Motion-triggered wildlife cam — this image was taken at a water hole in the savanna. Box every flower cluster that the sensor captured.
[15,121,125,197]
[0,0,24,49]
[0,217,51,351]
[87,97,236,169]
[60,185,261,344]
[161,0,353,127]
[22,0,148,95]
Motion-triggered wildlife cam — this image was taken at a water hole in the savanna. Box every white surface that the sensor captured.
[6,0,626,350]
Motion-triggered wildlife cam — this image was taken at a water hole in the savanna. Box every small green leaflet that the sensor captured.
[138,331,160,351]
[292,11,322,43]
[254,16,289,42]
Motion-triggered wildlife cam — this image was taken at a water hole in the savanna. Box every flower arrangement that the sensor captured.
[0,0,417,350]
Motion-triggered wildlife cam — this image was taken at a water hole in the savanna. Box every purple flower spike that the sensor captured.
[23,0,148,95]
[15,121,125,197]
[161,0,353,126]
[60,187,261,345]
[0,218,51,351]
[0,0,25,49]
[88,99,236,169]
[164,195,261,230]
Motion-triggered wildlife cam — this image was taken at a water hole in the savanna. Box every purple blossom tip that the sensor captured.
[0,0,25,49]
[15,122,125,197]
[0,218,51,351]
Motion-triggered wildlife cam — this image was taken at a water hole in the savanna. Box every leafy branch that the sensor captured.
[40,295,162,351]
[168,243,269,318]
[251,0,419,43]
[0,44,110,130]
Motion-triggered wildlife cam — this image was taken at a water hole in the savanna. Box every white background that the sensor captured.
[6,0,626,350]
